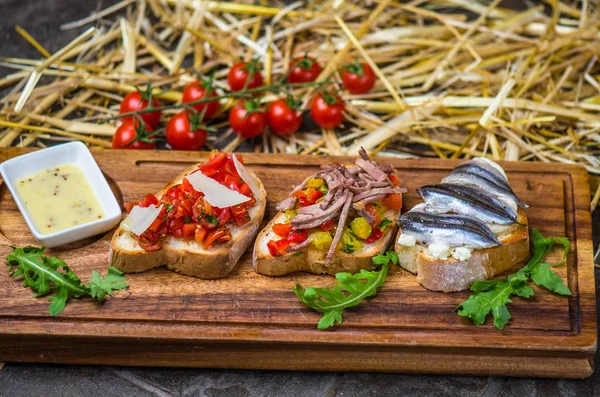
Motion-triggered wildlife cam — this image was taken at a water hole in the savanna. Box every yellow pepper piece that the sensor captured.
[306,177,324,188]
[350,217,372,239]
[284,209,298,223]
[310,231,333,250]
[341,228,363,253]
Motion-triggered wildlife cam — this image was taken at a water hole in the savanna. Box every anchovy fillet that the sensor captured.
[417,184,518,225]
[452,158,529,208]
[397,210,501,249]
[442,172,528,209]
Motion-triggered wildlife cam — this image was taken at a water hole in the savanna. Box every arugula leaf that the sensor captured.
[294,251,396,330]
[88,266,129,302]
[530,263,571,295]
[457,228,571,330]
[6,246,128,315]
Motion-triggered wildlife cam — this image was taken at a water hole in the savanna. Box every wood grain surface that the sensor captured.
[0,148,596,378]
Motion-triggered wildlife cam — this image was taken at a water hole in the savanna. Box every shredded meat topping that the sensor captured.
[274,147,403,263]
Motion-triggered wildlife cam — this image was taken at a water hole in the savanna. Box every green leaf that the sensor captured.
[293,251,393,330]
[6,246,89,315]
[458,280,514,329]
[88,266,129,302]
[457,229,571,330]
[5,246,128,315]
[530,263,571,295]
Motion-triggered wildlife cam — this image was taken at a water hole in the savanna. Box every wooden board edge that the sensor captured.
[0,337,593,379]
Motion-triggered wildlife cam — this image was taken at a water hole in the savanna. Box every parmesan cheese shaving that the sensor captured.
[232,154,261,199]
[185,171,251,208]
[121,204,163,236]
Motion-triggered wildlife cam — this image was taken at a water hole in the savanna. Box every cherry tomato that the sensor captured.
[310,93,345,129]
[341,62,376,94]
[112,120,156,150]
[182,81,219,118]
[166,111,208,151]
[119,91,162,128]
[288,56,322,84]
[227,61,263,92]
[266,99,302,136]
[229,101,266,138]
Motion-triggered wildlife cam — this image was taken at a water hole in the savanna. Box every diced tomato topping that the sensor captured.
[130,152,255,252]
[389,174,400,186]
[199,151,228,171]
[124,202,136,213]
[231,205,251,227]
[287,229,308,243]
[320,219,336,233]
[364,228,383,243]
[382,193,402,211]
[192,197,213,220]
[293,187,323,207]
[273,223,293,237]
[182,223,196,239]
[239,183,253,197]
[204,227,232,250]
[138,235,161,251]
[195,227,207,244]
[267,239,291,256]
[215,207,231,226]
[139,193,159,207]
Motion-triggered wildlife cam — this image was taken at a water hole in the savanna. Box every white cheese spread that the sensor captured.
[451,246,472,261]
[427,243,451,259]
[397,233,416,246]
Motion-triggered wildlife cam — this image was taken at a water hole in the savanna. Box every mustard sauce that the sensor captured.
[16,164,105,235]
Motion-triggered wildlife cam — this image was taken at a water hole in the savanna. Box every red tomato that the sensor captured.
[287,229,308,243]
[389,174,400,186]
[341,62,376,94]
[288,56,322,84]
[195,227,207,244]
[229,101,266,138]
[365,228,383,243]
[182,223,196,239]
[139,193,159,207]
[310,93,345,129]
[267,99,302,136]
[272,223,293,237]
[182,81,219,118]
[382,193,402,211]
[119,91,162,127]
[267,239,291,257]
[112,120,156,150]
[166,111,208,151]
[320,219,336,233]
[227,61,264,92]
[204,228,232,249]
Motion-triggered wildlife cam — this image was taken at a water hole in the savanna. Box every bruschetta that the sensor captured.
[253,148,406,276]
[109,151,266,279]
[395,157,529,292]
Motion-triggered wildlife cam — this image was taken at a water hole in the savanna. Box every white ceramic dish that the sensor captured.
[0,142,121,247]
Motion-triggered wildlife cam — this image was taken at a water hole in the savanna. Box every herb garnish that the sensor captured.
[457,228,570,329]
[6,246,128,316]
[294,251,397,330]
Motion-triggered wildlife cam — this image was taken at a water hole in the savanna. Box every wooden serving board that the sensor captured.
[0,149,596,378]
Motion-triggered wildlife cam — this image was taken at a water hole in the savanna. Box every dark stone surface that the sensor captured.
[0,1,599,396]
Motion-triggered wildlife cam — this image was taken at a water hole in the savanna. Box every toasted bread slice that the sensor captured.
[394,209,529,292]
[109,164,266,279]
[253,208,399,276]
